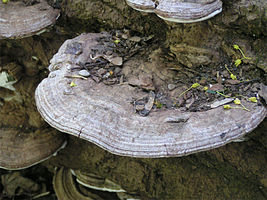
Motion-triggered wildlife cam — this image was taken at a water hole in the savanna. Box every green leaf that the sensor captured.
[70,81,77,87]
[191,83,200,88]
[230,74,237,80]
[234,98,241,105]
[0,71,16,91]
[233,44,239,50]
[248,97,257,103]
[223,105,232,109]
[234,59,242,67]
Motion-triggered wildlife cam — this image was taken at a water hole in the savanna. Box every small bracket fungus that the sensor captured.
[71,169,126,193]
[126,0,223,23]
[54,168,135,200]
[71,169,141,199]
[126,0,155,12]
[0,128,66,170]
[0,0,60,39]
[53,167,105,200]
[35,33,266,158]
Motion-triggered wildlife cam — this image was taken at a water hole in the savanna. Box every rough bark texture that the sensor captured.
[0,0,266,199]
[45,121,267,199]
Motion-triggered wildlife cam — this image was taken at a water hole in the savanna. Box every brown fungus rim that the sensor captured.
[0,0,60,39]
[0,128,67,170]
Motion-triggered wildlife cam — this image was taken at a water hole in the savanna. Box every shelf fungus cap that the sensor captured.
[0,128,66,170]
[126,0,155,12]
[53,167,105,200]
[126,0,223,23]
[0,0,60,39]
[155,0,223,23]
[35,33,266,158]
[71,169,126,192]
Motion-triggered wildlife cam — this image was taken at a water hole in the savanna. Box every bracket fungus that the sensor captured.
[126,0,223,23]
[53,167,107,200]
[35,33,266,158]
[0,0,60,39]
[54,167,137,200]
[71,169,141,199]
[0,128,66,170]
[71,169,126,193]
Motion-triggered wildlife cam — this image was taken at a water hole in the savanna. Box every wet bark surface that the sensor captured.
[46,121,267,199]
[0,0,266,199]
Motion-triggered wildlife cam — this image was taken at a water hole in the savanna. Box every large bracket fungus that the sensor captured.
[126,0,223,23]
[0,128,66,170]
[0,0,60,39]
[35,33,266,158]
